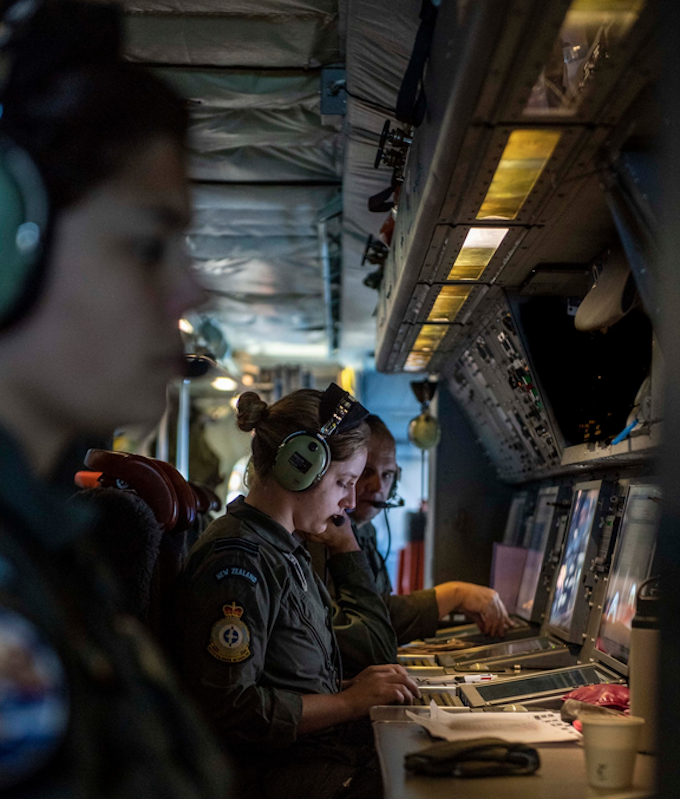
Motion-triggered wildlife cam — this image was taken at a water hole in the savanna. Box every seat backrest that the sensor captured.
[84,449,178,531]
[70,486,165,620]
[77,450,199,648]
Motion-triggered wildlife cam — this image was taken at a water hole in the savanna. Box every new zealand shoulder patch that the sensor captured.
[208,601,251,664]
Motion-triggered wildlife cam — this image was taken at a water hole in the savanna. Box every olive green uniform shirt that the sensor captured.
[174,496,396,750]
[329,520,440,646]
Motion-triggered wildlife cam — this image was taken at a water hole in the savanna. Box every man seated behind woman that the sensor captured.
[173,387,420,799]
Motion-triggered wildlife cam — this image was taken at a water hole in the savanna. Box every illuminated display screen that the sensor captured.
[455,637,549,662]
[596,484,660,665]
[502,492,528,546]
[514,486,559,619]
[474,665,609,703]
[549,486,600,633]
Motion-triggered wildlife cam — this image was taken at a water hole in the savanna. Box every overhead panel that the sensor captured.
[375,0,655,376]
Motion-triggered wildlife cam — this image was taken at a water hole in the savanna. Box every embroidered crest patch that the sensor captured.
[207,601,251,664]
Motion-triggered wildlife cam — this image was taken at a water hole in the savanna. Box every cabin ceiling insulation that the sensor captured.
[114,0,344,364]
[339,0,421,358]
[114,0,425,366]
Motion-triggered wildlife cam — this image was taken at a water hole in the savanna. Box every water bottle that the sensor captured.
[629,577,660,754]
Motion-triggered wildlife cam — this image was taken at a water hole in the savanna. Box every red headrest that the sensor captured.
[84,449,178,532]
[189,481,222,514]
[151,458,197,531]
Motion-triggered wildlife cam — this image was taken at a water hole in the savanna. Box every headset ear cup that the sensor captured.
[0,135,50,330]
[272,431,331,492]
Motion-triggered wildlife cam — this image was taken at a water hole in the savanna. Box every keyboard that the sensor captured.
[413,690,461,707]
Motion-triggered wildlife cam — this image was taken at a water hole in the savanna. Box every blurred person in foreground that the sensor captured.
[0,2,232,795]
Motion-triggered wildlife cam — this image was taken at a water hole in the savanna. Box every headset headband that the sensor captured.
[317,383,368,438]
[270,383,369,492]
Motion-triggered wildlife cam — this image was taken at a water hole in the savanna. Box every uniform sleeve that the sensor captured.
[327,551,398,677]
[385,588,440,645]
[174,549,303,751]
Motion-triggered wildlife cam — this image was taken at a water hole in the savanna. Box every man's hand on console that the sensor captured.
[434,582,513,637]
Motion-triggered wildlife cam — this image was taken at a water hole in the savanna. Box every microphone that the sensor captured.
[369,499,405,509]
[331,514,346,527]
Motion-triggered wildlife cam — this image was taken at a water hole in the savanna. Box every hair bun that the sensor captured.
[236,392,269,432]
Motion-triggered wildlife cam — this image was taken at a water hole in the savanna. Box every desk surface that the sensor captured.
[373,719,655,799]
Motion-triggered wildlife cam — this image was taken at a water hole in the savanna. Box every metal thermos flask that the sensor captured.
[629,577,660,754]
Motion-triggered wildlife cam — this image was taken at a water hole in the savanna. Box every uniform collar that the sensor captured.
[0,426,94,550]
[228,495,302,555]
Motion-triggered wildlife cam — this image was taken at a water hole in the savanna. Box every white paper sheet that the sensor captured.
[405,702,582,744]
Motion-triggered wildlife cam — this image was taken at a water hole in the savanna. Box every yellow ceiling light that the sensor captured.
[178,318,194,334]
[212,377,238,392]
[477,130,561,220]
[447,228,509,280]
[427,286,472,322]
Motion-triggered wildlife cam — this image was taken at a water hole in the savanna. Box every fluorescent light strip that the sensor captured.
[447,229,509,280]
[477,130,561,221]
[413,324,448,352]
[427,286,472,322]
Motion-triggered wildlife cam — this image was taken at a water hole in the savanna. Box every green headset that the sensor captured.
[0,2,50,331]
[271,383,369,492]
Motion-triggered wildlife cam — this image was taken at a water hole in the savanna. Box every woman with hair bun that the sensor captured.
[174,386,420,799]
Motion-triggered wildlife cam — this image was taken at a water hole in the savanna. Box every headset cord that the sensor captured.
[382,508,392,565]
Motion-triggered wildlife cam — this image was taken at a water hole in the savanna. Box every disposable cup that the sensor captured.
[580,715,645,790]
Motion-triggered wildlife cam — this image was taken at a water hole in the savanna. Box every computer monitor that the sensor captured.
[548,480,609,644]
[514,486,560,621]
[502,491,529,546]
[596,481,661,671]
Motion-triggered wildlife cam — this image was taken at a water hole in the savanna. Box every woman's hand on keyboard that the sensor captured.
[339,664,421,717]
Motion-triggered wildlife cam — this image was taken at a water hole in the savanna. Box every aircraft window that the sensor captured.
[524,0,646,117]
[446,228,509,280]
[476,130,561,221]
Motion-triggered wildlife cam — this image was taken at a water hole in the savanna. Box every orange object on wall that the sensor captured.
[396,541,424,594]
